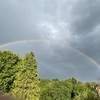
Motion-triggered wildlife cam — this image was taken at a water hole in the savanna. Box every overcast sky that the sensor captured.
[0,0,100,82]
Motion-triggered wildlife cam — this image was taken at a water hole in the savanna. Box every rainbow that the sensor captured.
[0,39,100,68]
[71,48,100,68]
[0,39,48,47]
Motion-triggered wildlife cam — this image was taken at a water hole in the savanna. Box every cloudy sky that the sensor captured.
[0,0,100,82]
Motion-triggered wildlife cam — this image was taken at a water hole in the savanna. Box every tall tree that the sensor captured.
[0,50,21,93]
[11,52,40,100]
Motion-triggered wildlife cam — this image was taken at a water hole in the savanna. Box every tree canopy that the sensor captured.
[0,50,100,100]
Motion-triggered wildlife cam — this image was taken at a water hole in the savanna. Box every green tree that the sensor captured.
[40,79,73,100]
[11,52,40,100]
[73,89,97,100]
[0,50,21,93]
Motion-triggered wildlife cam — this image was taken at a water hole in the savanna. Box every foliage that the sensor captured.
[11,52,40,100]
[39,78,76,100]
[0,50,100,100]
[39,78,100,100]
[0,50,21,93]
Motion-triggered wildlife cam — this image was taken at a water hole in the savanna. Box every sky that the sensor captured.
[0,0,100,82]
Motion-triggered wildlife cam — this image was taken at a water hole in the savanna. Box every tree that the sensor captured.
[11,52,40,100]
[40,79,73,100]
[73,89,97,100]
[0,50,21,93]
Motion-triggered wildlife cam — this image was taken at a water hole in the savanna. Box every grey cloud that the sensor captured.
[0,0,100,82]
[0,0,43,43]
[70,0,100,35]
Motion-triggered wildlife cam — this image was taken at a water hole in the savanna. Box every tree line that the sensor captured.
[0,50,100,100]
